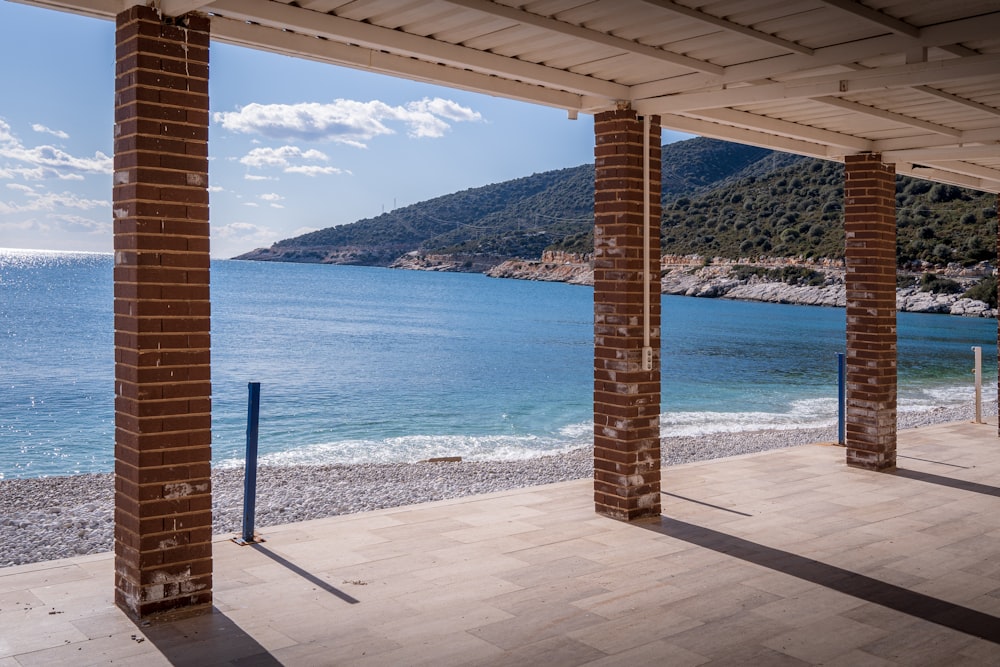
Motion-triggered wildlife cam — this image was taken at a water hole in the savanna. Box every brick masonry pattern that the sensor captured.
[112,5,213,620]
[593,109,663,520]
[844,153,897,471]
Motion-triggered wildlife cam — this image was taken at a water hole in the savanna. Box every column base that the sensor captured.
[846,448,897,472]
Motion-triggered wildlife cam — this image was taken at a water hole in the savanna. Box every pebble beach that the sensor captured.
[0,404,992,568]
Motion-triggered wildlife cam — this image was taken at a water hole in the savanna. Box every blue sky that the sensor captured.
[0,2,691,258]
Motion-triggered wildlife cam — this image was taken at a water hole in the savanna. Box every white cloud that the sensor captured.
[237,145,348,177]
[32,124,70,140]
[213,97,482,147]
[258,192,285,208]
[6,183,34,193]
[214,221,277,245]
[243,202,259,207]
[0,189,108,214]
[240,145,328,169]
[208,185,225,193]
[244,174,275,181]
[0,118,111,180]
[284,165,347,176]
[50,214,111,234]
[0,218,48,233]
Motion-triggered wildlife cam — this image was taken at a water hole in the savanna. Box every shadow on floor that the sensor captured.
[250,543,360,604]
[644,516,1000,644]
[892,468,1000,497]
[140,606,281,666]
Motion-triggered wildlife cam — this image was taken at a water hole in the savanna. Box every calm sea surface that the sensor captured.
[1,249,996,479]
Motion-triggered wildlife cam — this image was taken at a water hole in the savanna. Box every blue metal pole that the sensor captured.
[241,382,261,544]
[836,353,846,445]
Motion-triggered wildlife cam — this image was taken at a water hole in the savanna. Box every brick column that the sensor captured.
[593,109,662,520]
[844,154,897,471]
[113,6,212,620]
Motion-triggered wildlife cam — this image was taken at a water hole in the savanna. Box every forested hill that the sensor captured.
[236,136,997,269]
[235,138,777,265]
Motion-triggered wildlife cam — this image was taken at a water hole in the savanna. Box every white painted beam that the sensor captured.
[918,160,1000,186]
[656,113,841,160]
[816,0,920,38]
[874,128,1000,152]
[881,145,1000,163]
[440,0,723,74]
[9,0,119,19]
[639,54,1000,113]
[636,0,815,56]
[208,0,628,100]
[814,96,961,138]
[896,162,1000,193]
[212,17,584,111]
[676,107,871,152]
[159,0,212,17]
[633,12,1000,100]
[913,86,1000,119]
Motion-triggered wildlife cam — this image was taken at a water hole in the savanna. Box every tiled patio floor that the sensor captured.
[3,419,1000,665]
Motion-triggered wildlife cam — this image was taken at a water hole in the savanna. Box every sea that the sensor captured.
[1,248,997,479]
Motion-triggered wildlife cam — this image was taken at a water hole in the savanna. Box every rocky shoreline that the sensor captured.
[486,252,997,318]
[1,404,992,568]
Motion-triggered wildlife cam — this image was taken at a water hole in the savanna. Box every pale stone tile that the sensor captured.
[393,576,520,613]
[370,605,513,642]
[475,634,607,667]
[762,614,886,663]
[958,635,1000,664]
[665,610,794,657]
[861,621,985,666]
[70,611,138,640]
[349,631,503,666]
[0,604,90,658]
[11,632,162,667]
[566,610,704,653]
[0,564,91,595]
[910,569,999,604]
[741,570,821,599]
[441,519,550,544]
[572,580,691,619]
[821,649,894,667]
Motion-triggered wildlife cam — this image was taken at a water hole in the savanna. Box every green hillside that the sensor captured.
[652,159,996,266]
[237,138,776,264]
[237,136,997,269]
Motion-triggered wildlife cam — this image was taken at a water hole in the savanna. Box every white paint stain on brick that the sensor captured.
[163,481,209,499]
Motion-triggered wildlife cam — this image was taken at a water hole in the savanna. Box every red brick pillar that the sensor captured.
[593,109,662,520]
[113,6,212,620]
[844,154,897,471]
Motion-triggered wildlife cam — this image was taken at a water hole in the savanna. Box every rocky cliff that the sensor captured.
[486,253,996,318]
[486,251,593,285]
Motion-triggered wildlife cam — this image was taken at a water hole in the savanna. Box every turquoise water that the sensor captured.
[1,249,996,478]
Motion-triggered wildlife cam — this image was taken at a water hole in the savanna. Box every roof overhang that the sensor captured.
[12,0,1000,192]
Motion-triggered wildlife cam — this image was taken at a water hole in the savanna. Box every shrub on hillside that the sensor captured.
[962,276,997,308]
[919,273,963,294]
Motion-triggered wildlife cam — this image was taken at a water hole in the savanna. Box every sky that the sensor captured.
[0,2,692,258]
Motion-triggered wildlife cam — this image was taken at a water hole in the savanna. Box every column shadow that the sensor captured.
[139,606,281,666]
[643,517,1000,644]
[250,544,360,604]
[891,468,1000,497]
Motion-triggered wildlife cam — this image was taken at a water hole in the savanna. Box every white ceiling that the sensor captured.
[13,0,1000,192]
